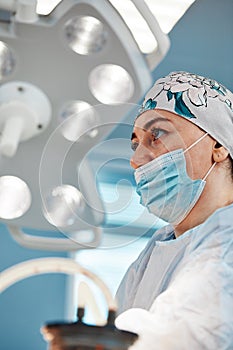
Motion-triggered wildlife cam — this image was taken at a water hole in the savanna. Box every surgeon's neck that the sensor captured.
[173,206,219,238]
[173,212,208,238]
[173,182,233,238]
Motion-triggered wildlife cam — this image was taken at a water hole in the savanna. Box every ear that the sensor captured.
[213,142,229,162]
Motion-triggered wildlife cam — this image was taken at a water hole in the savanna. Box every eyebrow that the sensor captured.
[131,117,170,140]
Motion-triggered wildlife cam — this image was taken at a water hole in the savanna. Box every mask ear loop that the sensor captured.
[203,162,216,181]
[183,132,216,180]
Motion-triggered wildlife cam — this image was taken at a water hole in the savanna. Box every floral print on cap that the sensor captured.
[140,72,233,119]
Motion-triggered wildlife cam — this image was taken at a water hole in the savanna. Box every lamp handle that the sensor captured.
[7,225,102,251]
[131,0,170,70]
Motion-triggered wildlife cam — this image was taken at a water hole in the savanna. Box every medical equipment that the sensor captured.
[43,308,138,350]
[0,257,138,349]
[0,0,170,251]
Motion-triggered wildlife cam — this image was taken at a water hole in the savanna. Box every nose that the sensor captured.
[130,144,154,169]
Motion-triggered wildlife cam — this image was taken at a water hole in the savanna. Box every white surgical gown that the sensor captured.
[115,204,233,349]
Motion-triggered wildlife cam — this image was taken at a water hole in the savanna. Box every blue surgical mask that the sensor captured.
[134,133,216,225]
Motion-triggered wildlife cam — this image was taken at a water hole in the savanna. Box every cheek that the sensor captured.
[156,131,187,154]
[185,151,212,180]
[185,155,200,179]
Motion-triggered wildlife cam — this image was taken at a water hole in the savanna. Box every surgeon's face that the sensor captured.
[130,109,215,180]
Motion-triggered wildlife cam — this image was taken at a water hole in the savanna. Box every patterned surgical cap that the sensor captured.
[138,71,233,157]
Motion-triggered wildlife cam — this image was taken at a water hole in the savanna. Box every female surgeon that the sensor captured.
[115,71,233,349]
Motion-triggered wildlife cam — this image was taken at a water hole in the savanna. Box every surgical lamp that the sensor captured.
[0,0,170,250]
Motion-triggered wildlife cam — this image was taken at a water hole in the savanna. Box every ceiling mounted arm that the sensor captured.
[131,0,170,70]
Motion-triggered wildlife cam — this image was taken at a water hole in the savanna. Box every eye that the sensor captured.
[151,127,166,141]
[131,140,139,151]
